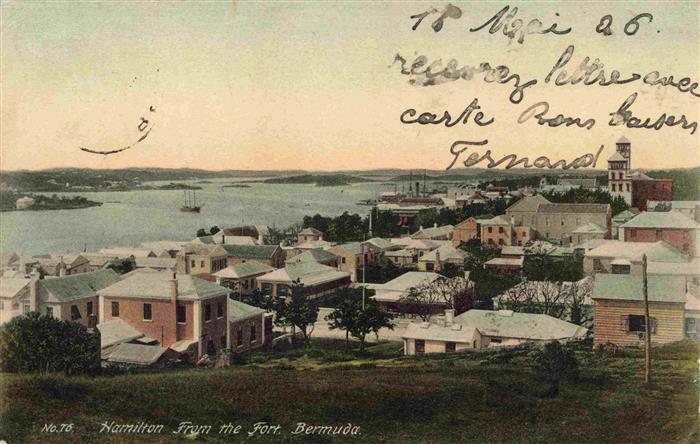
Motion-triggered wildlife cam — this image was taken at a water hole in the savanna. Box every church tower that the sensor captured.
[607,136,632,204]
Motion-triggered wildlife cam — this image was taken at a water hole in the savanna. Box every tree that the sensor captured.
[349,298,394,352]
[0,312,100,375]
[365,208,402,239]
[399,276,472,321]
[240,288,274,312]
[273,281,319,346]
[196,228,207,238]
[325,289,362,350]
[364,256,404,284]
[106,257,135,275]
[210,226,220,235]
[535,341,579,398]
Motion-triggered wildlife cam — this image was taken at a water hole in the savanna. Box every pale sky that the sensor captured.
[1,1,698,171]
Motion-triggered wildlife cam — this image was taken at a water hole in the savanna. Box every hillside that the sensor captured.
[263,174,375,187]
[1,339,697,443]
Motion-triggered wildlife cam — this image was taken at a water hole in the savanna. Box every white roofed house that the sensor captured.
[403,308,587,355]
[97,269,232,360]
[370,271,473,318]
[133,256,177,272]
[256,260,351,299]
[213,260,275,295]
[417,244,467,273]
[647,200,700,223]
[297,227,324,244]
[80,253,120,271]
[33,254,90,277]
[570,223,607,246]
[411,224,454,241]
[583,240,689,276]
[402,311,481,355]
[453,309,587,348]
[99,248,157,259]
[328,242,380,282]
[0,276,31,324]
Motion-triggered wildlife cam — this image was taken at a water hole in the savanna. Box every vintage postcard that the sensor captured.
[1,0,699,442]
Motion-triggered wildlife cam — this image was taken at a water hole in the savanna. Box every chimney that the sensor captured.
[171,272,178,305]
[445,309,455,326]
[58,256,66,277]
[29,268,40,311]
[434,249,442,273]
[221,234,225,244]
[419,225,424,231]
[258,232,264,245]
[433,222,438,228]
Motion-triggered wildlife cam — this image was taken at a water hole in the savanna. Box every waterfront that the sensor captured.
[0,180,391,255]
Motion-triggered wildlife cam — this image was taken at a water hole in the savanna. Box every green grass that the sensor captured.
[1,340,698,443]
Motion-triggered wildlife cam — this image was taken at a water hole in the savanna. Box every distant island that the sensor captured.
[262,174,375,187]
[0,192,102,212]
[221,184,251,189]
[138,183,202,191]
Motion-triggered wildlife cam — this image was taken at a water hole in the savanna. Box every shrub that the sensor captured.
[594,342,621,358]
[535,341,579,398]
[0,312,100,376]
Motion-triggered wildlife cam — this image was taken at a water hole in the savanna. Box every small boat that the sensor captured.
[180,189,201,213]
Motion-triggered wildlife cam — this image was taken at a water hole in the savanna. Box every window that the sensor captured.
[200,260,205,268]
[415,339,425,354]
[111,301,119,317]
[22,303,30,314]
[237,328,243,346]
[204,303,212,322]
[593,259,604,273]
[498,226,504,234]
[655,229,662,239]
[70,305,81,321]
[143,303,152,321]
[611,264,631,275]
[611,184,616,192]
[686,318,697,338]
[561,219,565,227]
[629,228,636,238]
[545,218,550,227]
[498,239,505,246]
[626,183,630,192]
[190,260,195,268]
[217,301,224,318]
[87,301,93,316]
[250,325,257,342]
[445,342,456,353]
[626,314,657,333]
[341,257,346,264]
[45,306,54,317]
[177,305,186,323]
[618,172,623,180]
[488,227,493,233]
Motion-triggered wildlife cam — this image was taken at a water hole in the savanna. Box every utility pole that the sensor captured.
[642,253,652,385]
[362,234,367,310]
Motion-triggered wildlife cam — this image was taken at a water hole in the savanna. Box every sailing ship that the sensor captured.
[180,189,201,213]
